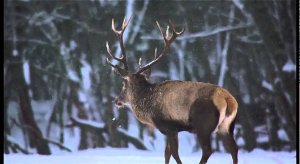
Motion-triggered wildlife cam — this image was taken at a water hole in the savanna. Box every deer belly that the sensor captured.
[154,118,195,134]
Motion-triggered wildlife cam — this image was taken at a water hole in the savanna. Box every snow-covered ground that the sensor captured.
[5,101,297,164]
[4,148,296,164]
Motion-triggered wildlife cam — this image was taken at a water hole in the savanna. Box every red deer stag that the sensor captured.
[106,17,238,164]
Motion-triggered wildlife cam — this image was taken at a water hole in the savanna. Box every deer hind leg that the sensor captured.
[197,131,213,164]
[190,99,220,164]
[165,133,182,164]
[219,132,238,164]
[218,118,238,164]
[196,120,218,164]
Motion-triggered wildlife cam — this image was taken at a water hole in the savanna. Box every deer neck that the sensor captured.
[129,81,156,125]
[130,80,153,100]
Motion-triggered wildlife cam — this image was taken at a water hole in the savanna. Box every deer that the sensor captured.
[106,17,238,164]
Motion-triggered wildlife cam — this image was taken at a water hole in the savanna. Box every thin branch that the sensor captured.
[233,35,263,44]
[43,138,71,152]
[5,134,31,154]
[141,23,252,41]
[232,0,254,24]
[5,38,49,45]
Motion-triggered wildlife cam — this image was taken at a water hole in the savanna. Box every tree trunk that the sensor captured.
[11,58,51,155]
[4,59,11,154]
[243,0,296,150]
[265,108,281,150]
[235,98,257,151]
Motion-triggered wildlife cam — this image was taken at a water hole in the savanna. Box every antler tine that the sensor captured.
[169,20,185,36]
[112,17,131,37]
[112,19,116,34]
[106,58,127,76]
[156,21,168,46]
[168,20,185,43]
[122,16,131,30]
[106,42,122,62]
[107,17,131,71]
[136,20,184,74]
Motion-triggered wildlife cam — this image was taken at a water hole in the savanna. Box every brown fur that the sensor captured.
[115,74,238,164]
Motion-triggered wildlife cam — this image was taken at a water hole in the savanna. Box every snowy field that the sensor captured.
[4,148,296,164]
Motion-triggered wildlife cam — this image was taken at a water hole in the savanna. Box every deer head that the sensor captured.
[106,17,184,108]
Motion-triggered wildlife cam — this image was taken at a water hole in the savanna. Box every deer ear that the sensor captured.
[140,68,151,79]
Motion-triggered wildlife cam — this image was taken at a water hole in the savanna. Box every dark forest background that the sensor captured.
[4,0,297,155]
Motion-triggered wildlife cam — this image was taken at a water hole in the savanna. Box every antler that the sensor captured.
[136,20,184,74]
[106,17,131,75]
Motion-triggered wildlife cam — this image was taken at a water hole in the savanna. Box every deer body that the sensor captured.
[106,18,238,164]
[127,79,237,133]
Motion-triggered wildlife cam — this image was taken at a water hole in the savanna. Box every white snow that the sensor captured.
[257,134,269,143]
[78,90,87,102]
[5,101,296,164]
[4,148,296,164]
[282,60,296,72]
[4,115,296,164]
[23,60,31,85]
[70,40,77,50]
[67,69,80,82]
[60,43,68,56]
[217,28,230,87]
[242,94,250,104]
[13,49,18,56]
[284,91,293,106]
[262,80,274,91]
[71,117,105,129]
[169,62,179,80]
[80,60,92,90]
[277,129,289,141]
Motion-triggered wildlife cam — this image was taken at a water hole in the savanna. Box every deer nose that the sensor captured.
[114,99,123,107]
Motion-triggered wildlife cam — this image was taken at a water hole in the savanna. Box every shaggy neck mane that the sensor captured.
[129,80,156,120]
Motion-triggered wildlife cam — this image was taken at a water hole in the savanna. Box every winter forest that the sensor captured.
[4,0,297,164]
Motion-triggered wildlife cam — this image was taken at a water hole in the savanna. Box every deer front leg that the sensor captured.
[165,133,182,164]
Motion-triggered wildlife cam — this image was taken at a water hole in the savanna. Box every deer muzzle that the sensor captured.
[114,98,124,108]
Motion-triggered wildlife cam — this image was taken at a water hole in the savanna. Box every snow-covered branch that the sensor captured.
[233,35,263,44]
[141,23,252,41]
[217,5,235,87]
[66,116,147,150]
[10,118,72,153]
[5,38,49,45]
[232,0,254,24]
[66,116,107,133]
[129,0,149,44]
